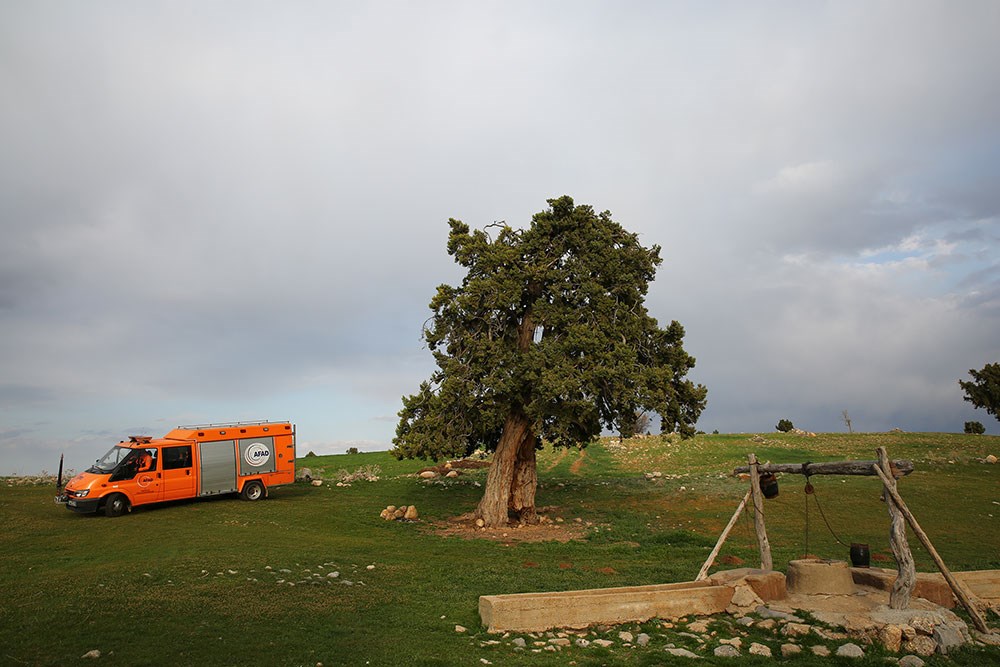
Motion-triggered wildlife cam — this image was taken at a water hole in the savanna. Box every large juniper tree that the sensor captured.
[393,197,707,527]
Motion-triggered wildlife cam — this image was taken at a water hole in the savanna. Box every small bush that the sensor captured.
[776,419,794,432]
[964,421,986,435]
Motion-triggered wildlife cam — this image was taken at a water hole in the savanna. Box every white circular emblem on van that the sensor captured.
[245,443,271,467]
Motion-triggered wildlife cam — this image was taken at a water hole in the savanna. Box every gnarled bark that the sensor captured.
[508,430,538,523]
[477,411,532,527]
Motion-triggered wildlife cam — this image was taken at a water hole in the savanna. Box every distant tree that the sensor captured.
[346,447,360,455]
[959,362,1000,422]
[393,197,707,527]
[842,410,853,434]
[619,411,652,440]
[964,421,985,435]
[776,419,794,433]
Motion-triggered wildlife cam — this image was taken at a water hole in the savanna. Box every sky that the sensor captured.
[2,1,999,476]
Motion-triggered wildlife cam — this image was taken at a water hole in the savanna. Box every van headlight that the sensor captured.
[74,489,90,498]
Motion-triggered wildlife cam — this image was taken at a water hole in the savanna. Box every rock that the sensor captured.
[636,633,650,646]
[780,643,801,657]
[686,621,709,634]
[898,656,926,667]
[475,518,485,528]
[455,625,467,633]
[755,619,776,630]
[296,468,313,481]
[880,624,903,652]
[781,623,811,637]
[836,643,865,658]
[810,645,831,657]
[511,638,526,648]
[574,638,590,648]
[909,615,936,636]
[419,470,438,479]
[932,624,966,654]
[393,509,404,519]
[592,639,613,648]
[735,616,754,627]
[404,505,419,520]
[986,454,997,464]
[386,505,396,512]
[719,637,741,648]
[618,631,634,643]
[730,585,763,608]
[82,650,101,659]
[756,606,803,622]
[748,642,771,657]
[713,645,740,657]
[973,630,1000,646]
[664,647,700,658]
[311,479,323,486]
[904,635,937,656]
[446,470,459,478]
[379,509,390,520]
[548,638,570,646]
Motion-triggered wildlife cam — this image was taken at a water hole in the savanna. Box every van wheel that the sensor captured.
[104,493,129,517]
[241,481,265,501]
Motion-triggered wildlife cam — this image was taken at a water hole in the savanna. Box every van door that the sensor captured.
[161,445,196,501]
[117,447,162,507]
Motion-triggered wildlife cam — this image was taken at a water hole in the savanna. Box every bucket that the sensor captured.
[760,473,779,499]
[849,543,870,568]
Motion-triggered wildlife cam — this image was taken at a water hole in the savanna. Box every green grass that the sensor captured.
[2,432,999,665]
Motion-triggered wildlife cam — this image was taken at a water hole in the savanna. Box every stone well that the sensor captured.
[786,558,856,595]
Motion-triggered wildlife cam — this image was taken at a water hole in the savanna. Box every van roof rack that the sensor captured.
[176,420,287,429]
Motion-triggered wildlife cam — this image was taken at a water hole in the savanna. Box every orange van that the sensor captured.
[57,420,296,516]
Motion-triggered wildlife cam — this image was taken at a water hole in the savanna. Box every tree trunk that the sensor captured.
[508,431,538,523]
[477,411,532,527]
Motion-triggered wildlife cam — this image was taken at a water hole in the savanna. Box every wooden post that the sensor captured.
[696,490,751,581]
[876,447,915,610]
[748,453,772,571]
[871,461,991,634]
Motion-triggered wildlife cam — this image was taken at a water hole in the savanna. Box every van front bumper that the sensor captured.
[57,495,101,514]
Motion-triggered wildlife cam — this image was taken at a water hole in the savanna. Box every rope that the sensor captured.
[810,482,851,548]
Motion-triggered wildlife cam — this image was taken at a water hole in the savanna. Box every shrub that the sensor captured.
[776,419,794,432]
[346,447,360,455]
[964,421,986,435]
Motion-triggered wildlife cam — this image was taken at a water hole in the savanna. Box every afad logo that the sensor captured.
[245,443,271,468]
[137,474,155,489]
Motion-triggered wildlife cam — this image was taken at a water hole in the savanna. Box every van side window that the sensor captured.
[163,446,193,470]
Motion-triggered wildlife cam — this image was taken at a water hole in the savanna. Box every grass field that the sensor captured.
[2,432,999,666]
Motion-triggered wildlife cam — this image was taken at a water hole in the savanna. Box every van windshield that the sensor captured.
[90,446,134,473]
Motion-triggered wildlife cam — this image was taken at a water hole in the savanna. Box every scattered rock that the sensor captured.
[511,638,526,648]
[618,631,634,643]
[810,645,830,657]
[419,470,438,479]
[932,624,966,654]
[755,619,776,631]
[718,637,741,648]
[880,624,904,652]
[404,505,419,520]
[446,470,459,478]
[781,623,812,637]
[548,638,570,646]
[311,479,323,486]
[714,645,740,657]
[296,468,313,482]
[82,650,101,659]
[475,518,485,528]
[455,625,467,633]
[986,454,997,464]
[735,616,754,627]
[780,643,801,657]
[636,633,650,647]
[664,647,700,658]
[904,635,937,657]
[898,656,926,667]
[592,639,613,648]
[756,606,802,622]
[686,620,709,634]
[574,638,590,648]
[748,642,771,657]
[836,643,865,658]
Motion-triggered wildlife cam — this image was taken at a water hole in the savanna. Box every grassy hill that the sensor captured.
[2,431,998,665]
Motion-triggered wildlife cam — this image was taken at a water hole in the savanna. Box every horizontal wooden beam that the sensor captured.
[733,459,913,477]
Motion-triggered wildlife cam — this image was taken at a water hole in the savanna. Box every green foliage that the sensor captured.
[965,420,986,435]
[346,446,360,455]
[394,196,707,461]
[960,362,1000,421]
[776,418,794,432]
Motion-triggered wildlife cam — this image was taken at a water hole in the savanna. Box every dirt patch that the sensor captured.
[426,509,589,543]
[417,458,491,475]
[568,448,586,475]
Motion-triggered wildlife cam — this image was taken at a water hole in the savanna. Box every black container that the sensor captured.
[760,473,779,499]
[850,543,870,568]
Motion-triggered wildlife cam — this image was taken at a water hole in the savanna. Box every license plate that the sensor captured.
[68,500,77,507]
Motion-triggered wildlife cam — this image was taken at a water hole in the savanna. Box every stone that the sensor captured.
[713,645,740,657]
[636,633,650,646]
[986,454,998,464]
[735,616,754,626]
[748,642,771,657]
[904,635,937,657]
[548,638,570,646]
[780,643,801,657]
[311,479,323,486]
[810,645,830,656]
[732,585,763,607]
[755,619,776,630]
[419,470,438,479]
[744,572,787,601]
[664,647,700,658]
[511,638,526,647]
[686,621,709,633]
[574,638,590,648]
[880,624,903,652]
[755,606,803,622]
[932,624,966,654]
[719,637,741,648]
[592,639,613,648]
[446,470,459,478]
[404,505,419,520]
[296,468,313,481]
[836,643,865,658]
[82,650,101,659]
[781,623,811,637]
[898,656,926,667]
[455,625,467,633]
[786,559,855,595]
